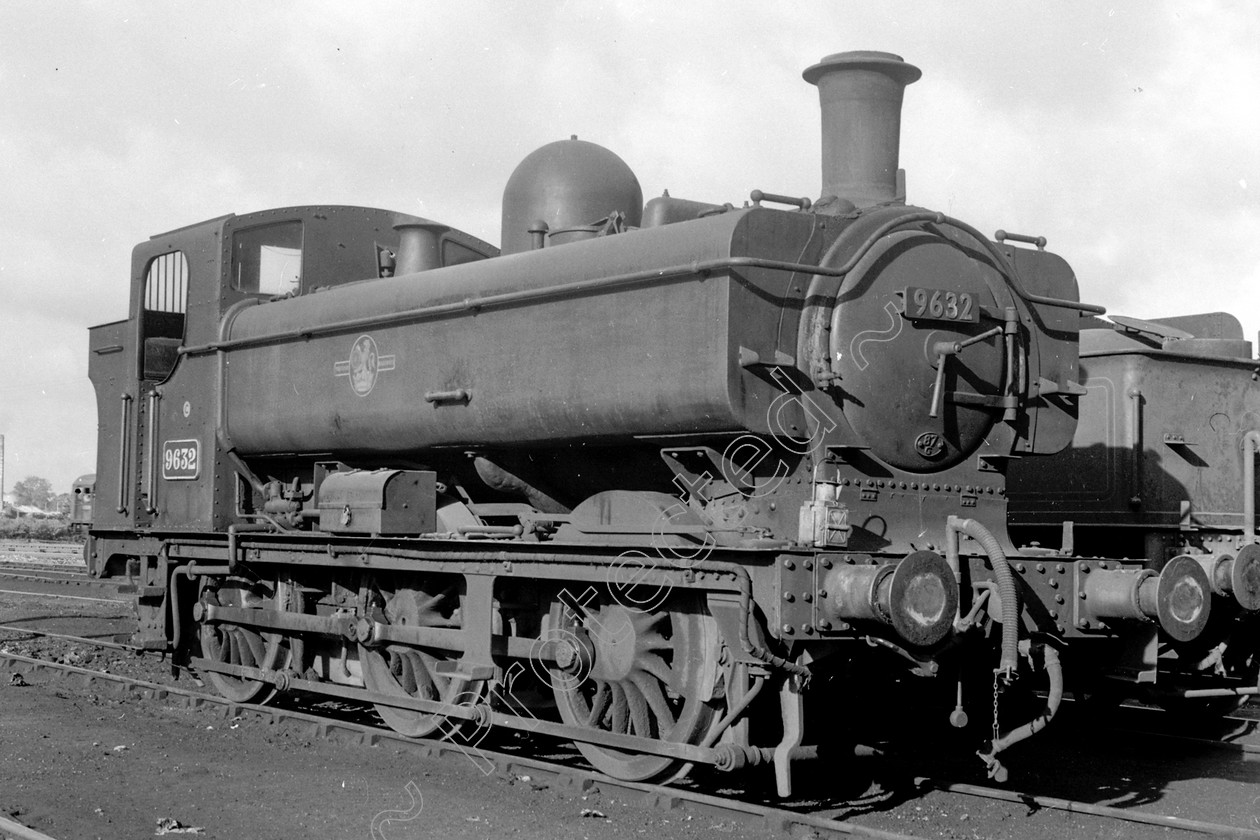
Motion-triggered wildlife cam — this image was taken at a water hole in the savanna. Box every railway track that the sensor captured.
[0,539,85,568]
[1,623,1257,840]
[0,648,920,840]
[0,543,126,600]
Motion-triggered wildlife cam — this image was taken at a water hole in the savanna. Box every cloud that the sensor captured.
[1,0,1258,486]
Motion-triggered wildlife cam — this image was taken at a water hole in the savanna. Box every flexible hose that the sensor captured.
[952,517,1019,678]
[992,644,1062,754]
[979,643,1063,784]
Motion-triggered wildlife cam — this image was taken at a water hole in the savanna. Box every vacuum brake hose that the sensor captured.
[979,643,1063,782]
[951,517,1019,678]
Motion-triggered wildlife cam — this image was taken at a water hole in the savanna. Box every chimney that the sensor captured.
[803,51,921,208]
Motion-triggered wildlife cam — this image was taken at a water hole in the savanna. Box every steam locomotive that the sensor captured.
[1008,313,1260,718]
[84,50,1258,793]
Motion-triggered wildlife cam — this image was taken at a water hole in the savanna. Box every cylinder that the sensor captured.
[394,221,450,275]
[802,50,921,208]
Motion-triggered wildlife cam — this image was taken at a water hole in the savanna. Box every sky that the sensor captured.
[1,1,1257,494]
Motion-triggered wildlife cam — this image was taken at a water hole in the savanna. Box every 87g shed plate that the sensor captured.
[903,287,979,323]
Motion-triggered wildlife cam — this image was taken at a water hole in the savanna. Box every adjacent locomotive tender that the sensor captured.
[85,51,1259,792]
[1009,313,1260,717]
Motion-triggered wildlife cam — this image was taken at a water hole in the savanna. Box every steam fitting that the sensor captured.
[820,551,958,647]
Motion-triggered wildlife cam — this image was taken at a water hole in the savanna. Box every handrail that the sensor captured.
[178,256,845,357]
[115,393,132,514]
[180,219,1103,359]
[1243,431,1260,543]
[144,390,161,515]
[1129,389,1144,507]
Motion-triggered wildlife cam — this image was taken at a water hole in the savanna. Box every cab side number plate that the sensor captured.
[904,287,979,323]
[162,439,200,480]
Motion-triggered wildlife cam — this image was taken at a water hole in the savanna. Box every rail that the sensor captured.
[4,648,1258,840]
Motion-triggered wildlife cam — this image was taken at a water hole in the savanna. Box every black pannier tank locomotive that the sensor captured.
[85,51,1248,792]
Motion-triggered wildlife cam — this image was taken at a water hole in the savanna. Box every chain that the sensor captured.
[991,669,1001,746]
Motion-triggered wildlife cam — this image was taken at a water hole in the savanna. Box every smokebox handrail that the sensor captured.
[180,236,1100,357]
[821,210,1105,316]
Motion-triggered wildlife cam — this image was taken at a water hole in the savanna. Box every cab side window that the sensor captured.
[141,251,188,381]
[233,221,303,295]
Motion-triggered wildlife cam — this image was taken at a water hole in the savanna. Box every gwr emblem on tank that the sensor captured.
[914,432,946,459]
[334,335,396,396]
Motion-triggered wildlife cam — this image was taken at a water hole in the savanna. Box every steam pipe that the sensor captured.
[948,517,1019,679]
[169,562,231,650]
[701,675,767,749]
[227,522,271,573]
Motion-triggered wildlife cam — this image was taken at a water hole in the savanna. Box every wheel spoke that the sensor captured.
[633,611,668,630]
[412,655,438,699]
[630,672,676,735]
[416,586,455,618]
[395,653,419,694]
[623,680,653,738]
[235,629,260,667]
[198,578,294,707]
[608,682,630,733]
[637,631,671,652]
[585,682,612,728]
[228,630,250,667]
[210,629,227,663]
[360,576,482,740]
[638,652,675,690]
[548,594,720,783]
[240,629,266,667]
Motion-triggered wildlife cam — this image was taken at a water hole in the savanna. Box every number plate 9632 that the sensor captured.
[161,439,200,480]
[904,287,979,323]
